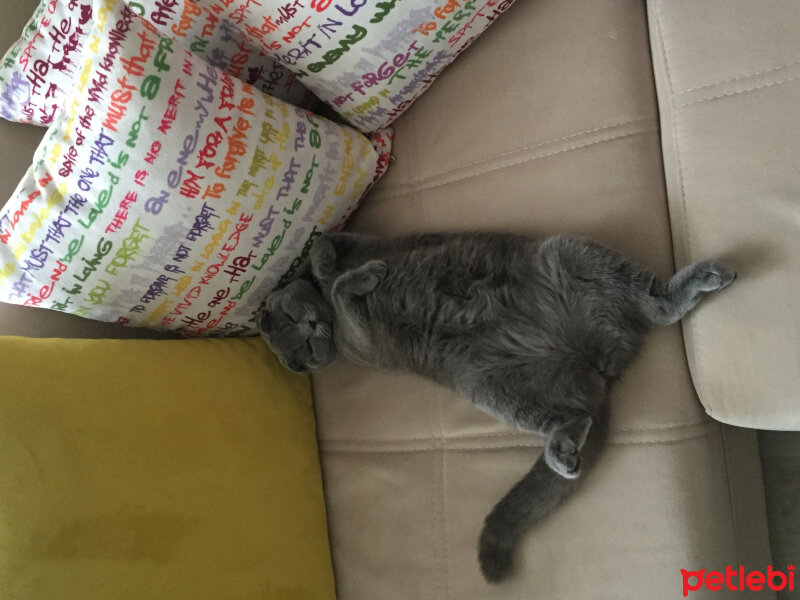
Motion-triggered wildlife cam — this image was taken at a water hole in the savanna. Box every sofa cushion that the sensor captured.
[310,0,773,597]
[137,0,320,110]
[0,336,336,600]
[648,0,800,429]
[0,2,182,338]
[0,0,317,126]
[0,0,390,336]
[0,2,175,343]
[188,0,517,132]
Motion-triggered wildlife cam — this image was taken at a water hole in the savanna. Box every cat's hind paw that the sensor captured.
[545,416,592,480]
[690,261,737,292]
[545,440,582,479]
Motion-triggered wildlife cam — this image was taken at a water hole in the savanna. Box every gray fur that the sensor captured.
[258,231,736,582]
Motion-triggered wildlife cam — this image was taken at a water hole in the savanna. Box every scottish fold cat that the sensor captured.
[259,231,736,582]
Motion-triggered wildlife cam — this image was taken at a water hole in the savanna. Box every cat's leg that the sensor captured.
[466,369,605,479]
[478,404,610,582]
[329,261,388,354]
[525,370,606,480]
[642,260,736,326]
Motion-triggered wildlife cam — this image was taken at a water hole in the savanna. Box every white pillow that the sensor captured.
[0,0,391,336]
[0,0,318,126]
[189,0,518,131]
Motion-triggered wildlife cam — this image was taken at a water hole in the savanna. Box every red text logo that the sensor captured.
[682,565,795,596]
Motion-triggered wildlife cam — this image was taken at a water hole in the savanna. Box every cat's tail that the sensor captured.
[477,406,610,583]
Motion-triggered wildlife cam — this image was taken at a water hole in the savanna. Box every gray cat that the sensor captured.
[258,231,736,583]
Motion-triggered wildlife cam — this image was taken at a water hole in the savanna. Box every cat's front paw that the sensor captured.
[333,260,388,298]
[691,261,737,292]
[309,236,338,283]
[363,260,388,285]
[350,260,388,293]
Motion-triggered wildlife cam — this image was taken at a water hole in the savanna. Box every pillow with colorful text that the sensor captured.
[0,0,392,336]
[0,0,319,126]
[190,0,517,132]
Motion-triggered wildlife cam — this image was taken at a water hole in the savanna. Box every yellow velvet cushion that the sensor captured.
[0,336,336,600]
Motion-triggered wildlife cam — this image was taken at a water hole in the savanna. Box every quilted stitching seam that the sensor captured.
[379,119,655,191]
[319,421,720,453]
[371,122,659,201]
[317,419,712,445]
[675,59,800,95]
[676,73,800,108]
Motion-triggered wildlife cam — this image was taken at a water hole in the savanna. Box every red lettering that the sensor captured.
[768,565,788,591]
[144,140,162,165]
[681,569,704,597]
[746,571,765,591]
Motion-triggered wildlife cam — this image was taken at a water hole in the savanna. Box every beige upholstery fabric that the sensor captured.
[312,0,773,598]
[648,0,800,429]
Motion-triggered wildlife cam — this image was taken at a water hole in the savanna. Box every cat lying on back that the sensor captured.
[258,231,736,583]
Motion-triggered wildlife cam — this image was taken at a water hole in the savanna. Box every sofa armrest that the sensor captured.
[648,0,800,429]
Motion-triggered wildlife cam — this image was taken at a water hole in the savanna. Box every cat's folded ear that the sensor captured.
[257,306,274,333]
[259,289,287,331]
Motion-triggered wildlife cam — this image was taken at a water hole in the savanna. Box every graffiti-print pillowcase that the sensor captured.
[136,0,319,110]
[192,0,517,132]
[0,0,318,126]
[0,0,391,336]
[0,0,90,126]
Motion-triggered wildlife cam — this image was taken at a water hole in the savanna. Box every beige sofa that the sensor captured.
[2,0,796,598]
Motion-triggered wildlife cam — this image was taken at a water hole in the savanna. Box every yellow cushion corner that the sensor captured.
[0,336,336,600]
